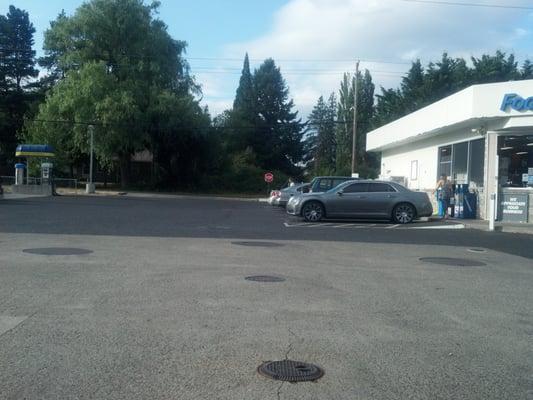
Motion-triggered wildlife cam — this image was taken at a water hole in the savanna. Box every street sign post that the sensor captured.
[264,172,274,183]
[264,172,274,196]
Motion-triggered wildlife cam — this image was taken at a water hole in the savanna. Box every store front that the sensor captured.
[366,79,533,223]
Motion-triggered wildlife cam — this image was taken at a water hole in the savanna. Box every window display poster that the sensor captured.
[500,193,529,223]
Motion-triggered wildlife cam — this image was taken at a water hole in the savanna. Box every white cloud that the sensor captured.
[203,0,533,118]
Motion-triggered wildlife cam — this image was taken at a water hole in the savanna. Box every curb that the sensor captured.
[55,189,265,202]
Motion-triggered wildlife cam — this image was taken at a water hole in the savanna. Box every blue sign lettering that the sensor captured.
[500,93,533,112]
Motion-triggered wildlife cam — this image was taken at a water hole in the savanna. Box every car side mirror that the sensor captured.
[337,190,344,196]
[302,187,310,193]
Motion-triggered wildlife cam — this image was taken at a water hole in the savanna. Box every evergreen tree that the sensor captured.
[335,73,354,174]
[335,70,375,176]
[226,53,257,153]
[0,6,38,91]
[471,51,519,83]
[233,53,255,114]
[252,58,304,175]
[401,59,425,113]
[0,5,38,168]
[305,93,337,175]
[521,59,533,79]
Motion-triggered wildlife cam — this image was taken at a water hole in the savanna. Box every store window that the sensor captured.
[438,146,452,178]
[453,142,468,183]
[437,138,486,186]
[469,139,485,188]
[498,135,533,188]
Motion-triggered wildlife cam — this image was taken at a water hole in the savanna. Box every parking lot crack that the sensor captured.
[276,381,285,400]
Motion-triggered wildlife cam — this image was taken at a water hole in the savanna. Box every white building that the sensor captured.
[367,80,533,223]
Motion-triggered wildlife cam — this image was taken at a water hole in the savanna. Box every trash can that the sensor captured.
[15,163,25,185]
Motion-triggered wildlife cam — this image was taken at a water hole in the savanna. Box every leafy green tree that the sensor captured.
[0,5,39,167]
[25,0,202,188]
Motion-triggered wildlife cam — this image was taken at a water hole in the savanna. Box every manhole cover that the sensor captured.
[232,241,284,248]
[245,275,286,282]
[468,248,487,253]
[23,247,93,255]
[419,257,486,267]
[258,360,324,382]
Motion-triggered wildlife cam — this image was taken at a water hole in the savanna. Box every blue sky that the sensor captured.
[2,0,533,117]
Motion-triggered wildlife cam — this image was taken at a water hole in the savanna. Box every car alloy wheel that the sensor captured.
[393,203,415,224]
[303,202,324,222]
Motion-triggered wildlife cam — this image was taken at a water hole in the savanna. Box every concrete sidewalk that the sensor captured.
[451,218,533,235]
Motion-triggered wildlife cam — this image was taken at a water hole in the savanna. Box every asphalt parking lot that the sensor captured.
[1,195,533,399]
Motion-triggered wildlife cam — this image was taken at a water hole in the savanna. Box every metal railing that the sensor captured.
[0,176,79,193]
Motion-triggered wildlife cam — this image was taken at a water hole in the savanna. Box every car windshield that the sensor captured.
[1,1,532,399]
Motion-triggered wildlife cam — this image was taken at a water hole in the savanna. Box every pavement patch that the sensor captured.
[419,257,487,267]
[245,275,286,282]
[258,360,324,382]
[23,247,93,255]
[232,241,285,248]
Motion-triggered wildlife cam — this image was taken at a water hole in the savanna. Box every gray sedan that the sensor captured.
[276,183,310,207]
[286,180,433,224]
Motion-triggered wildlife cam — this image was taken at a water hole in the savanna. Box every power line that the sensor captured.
[0,47,414,66]
[187,56,412,66]
[401,0,533,10]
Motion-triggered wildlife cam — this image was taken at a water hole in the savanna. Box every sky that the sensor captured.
[2,0,533,118]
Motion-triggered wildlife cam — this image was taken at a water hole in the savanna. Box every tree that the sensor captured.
[400,59,425,113]
[25,0,202,188]
[0,6,38,91]
[335,70,375,177]
[233,53,255,115]
[335,73,354,174]
[305,93,337,175]
[521,59,533,79]
[252,58,304,175]
[471,51,519,83]
[226,53,257,154]
[0,5,39,168]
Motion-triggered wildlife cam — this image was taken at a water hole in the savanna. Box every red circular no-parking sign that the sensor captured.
[264,172,274,183]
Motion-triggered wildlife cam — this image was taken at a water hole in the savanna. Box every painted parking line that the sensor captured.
[410,223,466,230]
[283,221,393,229]
[283,221,465,230]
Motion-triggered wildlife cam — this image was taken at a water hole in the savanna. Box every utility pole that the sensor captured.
[351,60,360,178]
[86,124,95,194]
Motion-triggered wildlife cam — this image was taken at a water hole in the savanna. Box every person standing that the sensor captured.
[435,174,452,218]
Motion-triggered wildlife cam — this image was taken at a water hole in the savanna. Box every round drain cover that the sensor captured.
[232,241,284,248]
[258,360,324,382]
[245,275,285,282]
[23,247,93,256]
[420,257,486,267]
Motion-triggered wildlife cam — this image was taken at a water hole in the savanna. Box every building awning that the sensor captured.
[15,144,55,158]
[367,79,533,152]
